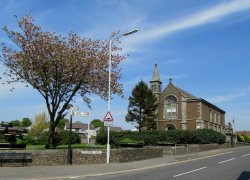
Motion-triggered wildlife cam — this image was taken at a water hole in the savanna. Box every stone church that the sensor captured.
[150,64,226,133]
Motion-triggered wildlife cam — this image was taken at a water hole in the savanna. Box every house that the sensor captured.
[110,126,123,132]
[150,64,227,133]
[64,123,97,137]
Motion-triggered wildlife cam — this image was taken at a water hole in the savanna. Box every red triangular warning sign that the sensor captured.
[103,111,113,122]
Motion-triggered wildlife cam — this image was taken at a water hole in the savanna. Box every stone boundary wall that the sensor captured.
[161,143,235,155]
[0,146,163,166]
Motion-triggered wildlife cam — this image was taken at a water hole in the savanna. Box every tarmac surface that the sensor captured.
[0,147,242,180]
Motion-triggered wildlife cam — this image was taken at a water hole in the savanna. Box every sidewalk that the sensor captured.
[0,147,237,180]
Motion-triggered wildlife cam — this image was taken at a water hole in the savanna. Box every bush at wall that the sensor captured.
[96,129,226,147]
[0,134,7,143]
[27,130,80,146]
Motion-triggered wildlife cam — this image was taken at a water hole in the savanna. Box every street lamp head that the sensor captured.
[123,29,138,36]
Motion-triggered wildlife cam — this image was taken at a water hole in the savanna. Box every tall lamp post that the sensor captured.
[106,29,138,164]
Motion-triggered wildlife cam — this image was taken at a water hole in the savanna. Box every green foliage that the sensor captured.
[126,81,158,131]
[0,134,7,143]
[27,130,80,147]
[5,135,17,144]
[95,127,108,145]
[56,130,81,145]
[57,118,69,129]
[243,135,250,143]
[10,120,21,127]
[91,119,104,128]
[21,118,32,127]
[96,129,226,147]
[28,112,50,138]
[16,137,28,145]
[237,135,245,142]
[193,129,226,144]
[120,138,144,144]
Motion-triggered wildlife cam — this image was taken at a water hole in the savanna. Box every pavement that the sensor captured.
[0,147,241,180]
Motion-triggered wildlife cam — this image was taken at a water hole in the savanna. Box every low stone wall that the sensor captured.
[111,147,163,163]
[0,147,163,166]
[236,142,250,147]
[161,143,232,155]
[199,143,230,151]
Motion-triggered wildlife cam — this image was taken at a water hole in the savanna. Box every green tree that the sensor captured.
[21,117,32,127]
[91,119,104,128]
[57,118,69,130]
[28,112,49,138]
[1,15,125,148]
[10,120,21,127]
[125,81,158,131]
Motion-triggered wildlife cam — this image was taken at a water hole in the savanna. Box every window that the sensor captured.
[214,113,217,124]
[218,114,221,125]
[210,110,212,122]
[165,124,176,130]
[164,95,177,119]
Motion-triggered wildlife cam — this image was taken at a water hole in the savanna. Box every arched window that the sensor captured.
[165,124,176,131]
[164,95,177,119]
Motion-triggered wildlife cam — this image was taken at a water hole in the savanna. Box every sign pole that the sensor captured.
[106,39,112,164]
[87,111,90,145]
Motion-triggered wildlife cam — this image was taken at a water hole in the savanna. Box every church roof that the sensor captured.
[175,86,197,99]
[167,80,225,113]
[150,64,161,82]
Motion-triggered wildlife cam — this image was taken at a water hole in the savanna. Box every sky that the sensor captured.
[0,0,250,131]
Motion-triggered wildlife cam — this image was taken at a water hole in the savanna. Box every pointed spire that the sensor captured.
[151,64,161,82]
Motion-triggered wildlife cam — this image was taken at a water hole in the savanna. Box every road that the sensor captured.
[84,146,250,180]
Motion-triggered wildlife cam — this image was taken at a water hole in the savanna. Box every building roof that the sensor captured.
[150,64,161,82]
[175,86,197,99]
[168,79,225,113]
[65,123,95,130]
[236,131,250,136]
[110,126,123,132]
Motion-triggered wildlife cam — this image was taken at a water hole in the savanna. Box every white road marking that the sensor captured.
[27,151,234,180]
[173,167,207,178]
[218,158,235,164]
[241,154,250,157]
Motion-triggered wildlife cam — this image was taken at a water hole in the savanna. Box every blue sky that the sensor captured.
[0,0,250,130]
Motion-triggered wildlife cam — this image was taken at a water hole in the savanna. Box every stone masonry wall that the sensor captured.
[0,147,163,166]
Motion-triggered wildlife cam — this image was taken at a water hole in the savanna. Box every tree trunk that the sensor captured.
[46,123,56,149]
[139,107,142,132]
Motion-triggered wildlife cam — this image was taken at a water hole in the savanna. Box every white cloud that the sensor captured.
[207,92,248,103]
[129,0,250,44]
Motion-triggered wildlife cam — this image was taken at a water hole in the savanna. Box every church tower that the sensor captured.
[150,64,162,97]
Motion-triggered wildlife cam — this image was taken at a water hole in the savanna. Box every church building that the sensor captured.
[150,64,226,133]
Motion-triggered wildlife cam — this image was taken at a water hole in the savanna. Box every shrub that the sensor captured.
[243,135,250,143]
[96,129,226,147]
[27,130,81,146]
[58,130,81,145]
[0,134,7,143]
[120,138,144,144]
[193,129,225,144]
[237,135,245,142]
[16,137,28,145]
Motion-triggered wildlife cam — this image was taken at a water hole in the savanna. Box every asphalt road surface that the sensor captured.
[84,146,250,180]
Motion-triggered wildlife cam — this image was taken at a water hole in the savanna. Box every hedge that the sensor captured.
[27,130,81,146]
[96,128,226,147]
